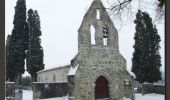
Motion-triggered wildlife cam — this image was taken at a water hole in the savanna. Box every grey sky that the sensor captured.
[5,0,164,76]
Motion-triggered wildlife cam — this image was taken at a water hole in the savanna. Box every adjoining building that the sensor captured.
[37,65,70,83]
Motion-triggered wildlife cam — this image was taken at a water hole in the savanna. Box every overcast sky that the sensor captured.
[5,0,164,76]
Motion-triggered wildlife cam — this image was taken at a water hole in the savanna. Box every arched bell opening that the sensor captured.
[103,25,109,46]
[90,25,96,45]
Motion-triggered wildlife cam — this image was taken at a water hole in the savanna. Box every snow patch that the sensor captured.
[135,93,164,100]
[37,95,68,100]
[68,64,79,75]
[122,97,131,100]
[23,90,33,100]
[125,69,136,78]
[5,82,15,83]
[34,81,67,83]
[153,83,165,86]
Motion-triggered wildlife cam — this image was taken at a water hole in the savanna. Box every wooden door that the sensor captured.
[95,76,109,99]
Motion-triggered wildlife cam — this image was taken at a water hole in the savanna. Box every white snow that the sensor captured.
[68,64,79,75]
[134,93,165,100]
[153,83,165,86]
[5,82,15,83]
[125,69,136,78]
[23,90,33,100]
[22,90,165,100]
[33,81,67,83]
[37,95,68,100]
[122,97,131,100]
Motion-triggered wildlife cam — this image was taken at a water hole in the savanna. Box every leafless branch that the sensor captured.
[110,0,132,10]
[108,0,165,25]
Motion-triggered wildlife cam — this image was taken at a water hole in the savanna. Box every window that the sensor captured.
[96,10,100,19]
[53,74,56,82]
[46,77,47,81]
[90,25,96,45]
[38,76,41,82]
[103,25,108,46]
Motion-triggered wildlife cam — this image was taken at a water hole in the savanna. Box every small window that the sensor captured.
[90,25,96,45]
[38,76,41,82]
[53,74,56,82]
[103,25,108,46]
[96,10,100,19]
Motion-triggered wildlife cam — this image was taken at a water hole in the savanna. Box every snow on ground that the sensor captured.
[23,90,33,100]
[37,95,68,100]
[23,90,165,100]
[134,93,165,100]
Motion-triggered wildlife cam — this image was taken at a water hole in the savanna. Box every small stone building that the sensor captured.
[36,0,135,100]
[37,65,70,82]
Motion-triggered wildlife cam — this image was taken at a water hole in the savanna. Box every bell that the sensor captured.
[103,26,108,38]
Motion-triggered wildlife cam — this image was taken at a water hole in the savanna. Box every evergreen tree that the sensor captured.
[26,9,44,82]
[131,10,162,83]
[6,35,16,81]
[9,0,29,84]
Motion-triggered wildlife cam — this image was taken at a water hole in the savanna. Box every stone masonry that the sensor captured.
[68,0,135,100]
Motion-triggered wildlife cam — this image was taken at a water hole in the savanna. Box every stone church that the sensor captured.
[37,0,135,99]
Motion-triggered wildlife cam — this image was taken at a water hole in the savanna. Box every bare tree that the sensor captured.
[107,0,165,24]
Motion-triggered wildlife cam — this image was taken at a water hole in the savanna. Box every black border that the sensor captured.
[0,0,5,99]
[166,0,169,100]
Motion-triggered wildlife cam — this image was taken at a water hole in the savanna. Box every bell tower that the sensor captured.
[78,0,119,51]
[68,0,135,100]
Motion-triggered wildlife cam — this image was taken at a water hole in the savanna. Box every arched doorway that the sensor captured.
[95,76,109,99]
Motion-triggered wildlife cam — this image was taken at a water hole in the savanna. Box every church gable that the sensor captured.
[68,0,134,100]
[78,0,119,51]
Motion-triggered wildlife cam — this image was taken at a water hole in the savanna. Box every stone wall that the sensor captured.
[142,83,154,95]
[67,75,75,96]
[33,82,68,100]
[23,86,32,90]
[37,65,70,82]
[5,82,15,97]
[142,83,165,95]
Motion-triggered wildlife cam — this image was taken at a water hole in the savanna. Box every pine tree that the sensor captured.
[9,0,29,84]
[131,10,162,83]
[26,9,44,82]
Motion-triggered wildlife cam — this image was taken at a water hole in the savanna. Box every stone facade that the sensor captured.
[68,0,134,100]
[37,65,70,82]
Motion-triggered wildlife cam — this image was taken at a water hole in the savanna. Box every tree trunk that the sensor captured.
[19,73,22,85]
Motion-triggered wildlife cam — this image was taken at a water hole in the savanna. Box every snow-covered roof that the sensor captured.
[36,95,68,100]
[33,81,67,84]
[5,82,15,83]
[68,64,79,76]
[124,68,136,78]
[37,65,70,74]
[71,52,79,61]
